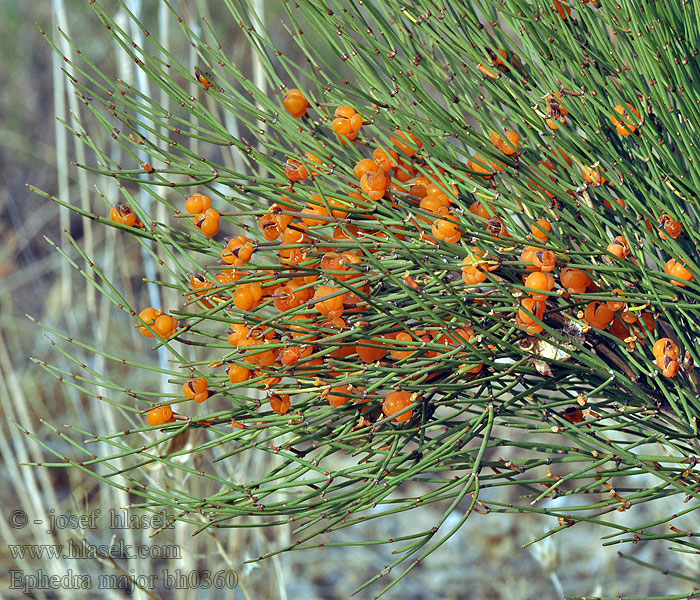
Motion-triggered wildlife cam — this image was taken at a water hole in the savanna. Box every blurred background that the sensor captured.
[1,2,697,598]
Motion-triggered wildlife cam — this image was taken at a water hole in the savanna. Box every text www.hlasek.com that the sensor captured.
[9,539,181,560]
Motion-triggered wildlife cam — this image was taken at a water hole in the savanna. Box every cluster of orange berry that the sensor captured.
[186,192,221,237]
[157,108,492,422]
[332,105,364,142]
[137,307,179,339]
[127,84,696,429]
[516,237,656,343]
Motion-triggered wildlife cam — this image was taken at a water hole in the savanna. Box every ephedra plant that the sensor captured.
[29,0,700,596]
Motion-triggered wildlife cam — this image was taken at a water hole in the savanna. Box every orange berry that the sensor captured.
[153,314,177,337]
[356,338,388,363]
[254,346,278,368]
[222,235,255,266]
[467,155,496,177]
[183,377,207,397]
[391,130,423,157]
[408,176,429,199]
[563,407,585,423]
[216,269,242,287]
[609,318,630,341]
[138,307,162,337]
[258,214,282,240]
[350,113,363,131]
[273,284,304,312]
[520,245,539,270]
[420,194,451,216]
[320,251,345,272]
[280,221,309,245]
[147,405,174,426]
[199,217,220,238]
[354,158,379,179]
[227,364,251,384]
[531,218,552,241]
[360,168,390,200]
[605,289,626,312]
[285,158,309,181]
[234,283,262,311]
[553,0,572,19]
[278,249,307,270]
[275,211,294,231]
[656,355,679,378]
[665,259,694,287]
[518,298,546,325]
[432,215,461,242]
[653,338,679,360]
[469,200,493,219]
[283,89,309,118]
[194,67,215,90]
[185,193,212,215]
[189,273,212,291]
[584,301,615,329]
[188,276,216,308]
[327,384,353,408]
[336,103,356,118]
[607,236,630,260]
[581,165,606,186]
[611,103,642,136]
[560,267,592,293]
[659,214,682,240]
[486,217,509,238]
[279,346,302,367]
[620,310,638,325]
[326,198,352,219]
[301,199,331,227]
[314,285,345,317]
[194,208,221,237]
[390,331,417,360]
[183,377,209,403]
[109,204,137,227]
[228,324,251,346]
[489,129,521,155]
[333,105,362,140]
[462,266,487,285]
[532,250,557,273]
[270,393,291,415]
[382,390,414,423]
[518,320,543,335]
[339,251,362,278]
[332,116,353,135]
[524,271,555,302]
[373,147,399,171]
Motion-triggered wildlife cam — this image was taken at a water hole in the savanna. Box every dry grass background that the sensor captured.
[1,2,698,599]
